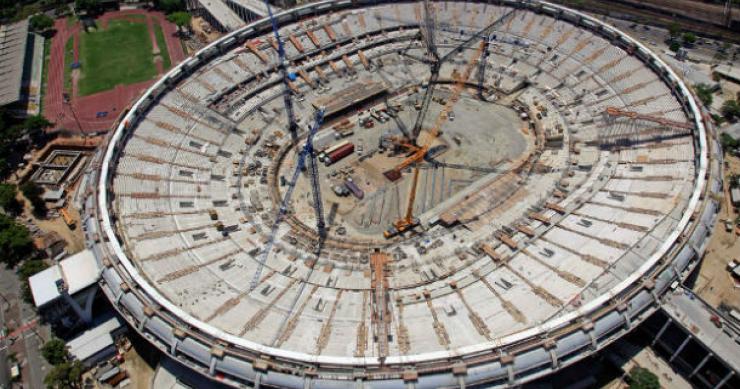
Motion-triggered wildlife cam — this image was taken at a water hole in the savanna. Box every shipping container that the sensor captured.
[326,143,354,165]
[324,140,350,155]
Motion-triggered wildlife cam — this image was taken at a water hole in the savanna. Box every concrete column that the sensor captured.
[690,353,711,378]
[669,334,691,362]
[651,317,672,347]
[713,370,734,389]
[254,372,262,389]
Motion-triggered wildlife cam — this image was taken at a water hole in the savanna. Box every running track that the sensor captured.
[43,10,186,133]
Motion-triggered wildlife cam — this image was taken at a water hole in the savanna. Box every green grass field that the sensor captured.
[153,21,172,70]
[78,19,157,96]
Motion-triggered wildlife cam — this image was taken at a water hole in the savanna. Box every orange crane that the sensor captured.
[384,40,486,238]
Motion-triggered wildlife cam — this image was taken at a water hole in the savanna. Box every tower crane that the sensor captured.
[384,9,518,238]
[384,40,486,238]
[411,9,516,140]
[264,0,299,141]
[250,108,326,291]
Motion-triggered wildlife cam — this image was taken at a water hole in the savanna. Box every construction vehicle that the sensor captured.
[263,0,299,141]
[60,208,76,229]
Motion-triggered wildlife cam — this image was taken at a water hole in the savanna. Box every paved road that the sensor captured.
[0,265,51,389]
[0,285,10,389]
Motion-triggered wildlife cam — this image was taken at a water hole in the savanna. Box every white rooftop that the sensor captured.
[60,249,100,295]
[28,249,100,307]
[28,264,63,307]
[68,316,123,362]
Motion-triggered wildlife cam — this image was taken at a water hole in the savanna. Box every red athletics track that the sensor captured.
[43,10,186,134]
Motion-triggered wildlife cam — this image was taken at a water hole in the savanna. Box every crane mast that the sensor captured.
[264,0,299,141]
[385,8,518,238]
[249,109,326,291]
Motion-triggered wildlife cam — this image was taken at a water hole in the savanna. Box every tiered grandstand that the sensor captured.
[84,1,722,388]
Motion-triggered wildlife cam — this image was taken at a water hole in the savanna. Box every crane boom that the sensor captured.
[410,8,517,140]
[385,39,486,238]
[250,109,326,291]
[264,0,299,141]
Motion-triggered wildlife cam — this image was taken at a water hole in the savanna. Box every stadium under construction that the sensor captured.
[80,1,724,387]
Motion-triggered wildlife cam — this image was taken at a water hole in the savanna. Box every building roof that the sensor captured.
[28,249,100,307]
[200,0,244,31]
[28,264,63,307]
[60,249,100,295]
[68,316,123,362]
[229,0,278,17]
[0,20,29,106]
[715,64,740,84]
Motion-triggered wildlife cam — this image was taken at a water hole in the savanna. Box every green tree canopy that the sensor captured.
[669,41,681,52]
[694,83,714,107]
[668,22,681,40]
[43,360,84,389]
[75,0,100,15]
[720,133,740,151]
[156,0,186,14]
[20,181,47,218]
[0,214,34,267]
[721,100,740,121]
[629,367,660,389]
[42,338,69,365]
[682,32,697,45]
[167,11,191,29]
[29,14,54,32]
[18,259,48,303]
[0,183,22,216]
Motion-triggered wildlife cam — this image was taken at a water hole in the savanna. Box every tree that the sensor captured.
[20,181,47,218]
[669,41,681,52]
[74,0,99,15]
[18,259,48,303]
[156,0,185,14]
[682,32,697,46]
[721,100,740,121]
[0,183,22,216]
[694,83,714,107]
[167,11,191,34]
[668,22,681,41]
[42,338,69,365]
[720,133,740,151]
[29,14,54,33]
[0,214,34,267]
[628,366,660,389]
[44,360,84,389]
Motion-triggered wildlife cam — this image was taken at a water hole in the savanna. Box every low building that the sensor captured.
[67,315,125,367]
[28,249,101,328]
[0,20,45,116]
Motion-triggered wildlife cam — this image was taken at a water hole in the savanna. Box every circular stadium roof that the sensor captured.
[91,1,716,387]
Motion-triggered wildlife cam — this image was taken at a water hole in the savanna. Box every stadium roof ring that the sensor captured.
[88,1,720,388]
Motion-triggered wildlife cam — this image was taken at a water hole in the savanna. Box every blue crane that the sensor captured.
[264,0,298,141]
[249,108,326,291]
